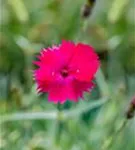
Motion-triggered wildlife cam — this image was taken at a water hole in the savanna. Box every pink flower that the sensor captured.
[33,40,100,104]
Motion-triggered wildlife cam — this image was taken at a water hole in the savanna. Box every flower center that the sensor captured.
[61,68,69,78]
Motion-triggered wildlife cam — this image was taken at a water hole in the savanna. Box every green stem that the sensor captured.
[55,103,64,146]
[101,119,128,150]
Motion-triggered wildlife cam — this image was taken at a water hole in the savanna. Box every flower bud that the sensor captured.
[126,95,135,119]
[81,0,96,18]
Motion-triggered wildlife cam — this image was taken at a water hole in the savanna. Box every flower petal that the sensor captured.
[48,76,77,103]
[59,40,75,64]
[35,47,64,71]
[33,41,100,104]
[48,77,94,103]
[72,80,94,99]
[70,43,100,81]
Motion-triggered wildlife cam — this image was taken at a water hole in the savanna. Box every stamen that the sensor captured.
[52,72,55,76]
[77,69,80,73]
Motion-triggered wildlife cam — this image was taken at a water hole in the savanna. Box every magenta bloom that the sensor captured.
[33,40,100,104]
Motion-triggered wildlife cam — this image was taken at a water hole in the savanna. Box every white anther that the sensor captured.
[76,69,80,73]
[52,72,55,76]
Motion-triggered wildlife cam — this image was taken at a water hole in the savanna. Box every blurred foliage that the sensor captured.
[0,0,135,150]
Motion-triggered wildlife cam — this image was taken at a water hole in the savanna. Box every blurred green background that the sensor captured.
[0,0,135,150]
